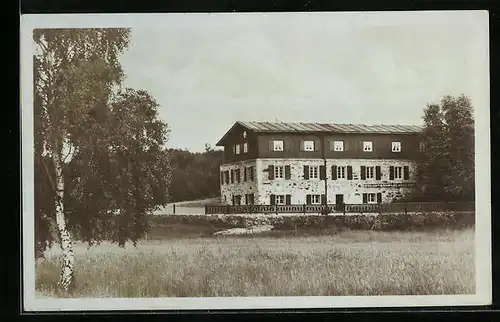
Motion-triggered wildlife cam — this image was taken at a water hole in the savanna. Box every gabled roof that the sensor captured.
[216,121,422,146]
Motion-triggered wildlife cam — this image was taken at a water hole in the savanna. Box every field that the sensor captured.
[36,227,475,298]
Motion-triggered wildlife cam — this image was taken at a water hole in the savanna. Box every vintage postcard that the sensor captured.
[20,11,491,311]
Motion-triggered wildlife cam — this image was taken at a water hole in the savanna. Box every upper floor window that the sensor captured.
[337,166,346,179]
[235,144,241,155]
[363,141,373,152]
[243,143,248,153]
[243,131,247,138]
[302,140,315,151]
[419,142,426,152]
[392,141,401,152]
[309,166,319,179]
[332,140,344,151]
[365,166,374,179]
[394,166,403,179]
[273,140,284,151]
[274,165,284,179]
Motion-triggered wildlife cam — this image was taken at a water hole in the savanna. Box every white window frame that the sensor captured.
[309,166,319,179]
[235,144,240,155]
[392,141,401,152]
[274,165,284,179]
[363,141,373,152]
[419,142,426,152]
[275,195,285,205]
[311,195,321,205]
[367,193,377,204]
[394,166,403,179]
[333,140,344,152]
[243,131,247,138]
[273,140,284,151]
[337,166,346,179]
[366,166,374,179]
[303,140,315,151]
[243,142,248,153]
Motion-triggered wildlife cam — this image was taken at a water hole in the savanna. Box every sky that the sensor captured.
[118,11,489,153]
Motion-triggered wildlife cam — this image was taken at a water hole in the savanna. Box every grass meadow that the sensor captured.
[36,227,475,298]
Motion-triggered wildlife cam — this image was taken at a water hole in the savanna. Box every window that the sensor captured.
[394,166,403,179]
[337,166,346,179]
[243,131,247,138]
[419,142,426,152]
[235,144,240,155]
[303,140,315,151]
[367,193,376,204]
[392,141,401,152]
[235,169,241,182]
[363,141,373,152]
[333,141,344,151]
[309,166,319,179]
[243,143,248,153]
[311,195,321,205]
[366,166,374,179]
[274,165,284,179]
[273,140,284,151]
[275,195,285,205]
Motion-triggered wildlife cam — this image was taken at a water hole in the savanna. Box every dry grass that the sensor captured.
[36,228,475,298]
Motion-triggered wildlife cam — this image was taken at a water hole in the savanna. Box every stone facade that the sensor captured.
[220,158,417,205]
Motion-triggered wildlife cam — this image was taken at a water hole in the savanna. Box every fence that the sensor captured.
[204,201,475,215]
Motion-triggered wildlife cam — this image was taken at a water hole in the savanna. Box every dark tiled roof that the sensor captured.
[237,121,422,134]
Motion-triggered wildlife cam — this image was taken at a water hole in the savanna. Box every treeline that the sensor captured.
[167,145,224,202]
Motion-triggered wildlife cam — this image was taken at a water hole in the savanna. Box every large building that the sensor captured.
[215,121,423,206]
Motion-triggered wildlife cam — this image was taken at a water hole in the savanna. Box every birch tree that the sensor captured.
[34,28,171,292]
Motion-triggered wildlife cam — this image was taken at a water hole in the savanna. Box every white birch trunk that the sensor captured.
[52,149,75,292]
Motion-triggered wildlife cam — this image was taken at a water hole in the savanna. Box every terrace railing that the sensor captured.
[204,201,475,215]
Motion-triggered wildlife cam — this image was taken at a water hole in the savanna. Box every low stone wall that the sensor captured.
[149,211,475,232]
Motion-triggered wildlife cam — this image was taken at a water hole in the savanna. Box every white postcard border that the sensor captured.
[20,11,491,311]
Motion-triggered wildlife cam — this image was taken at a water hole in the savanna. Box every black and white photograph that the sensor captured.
[20,11,491,311]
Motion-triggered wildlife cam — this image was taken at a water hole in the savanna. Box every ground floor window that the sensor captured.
[275,195,285,205]
[232,195,242,205]
[311,194,321,204]
[245,193,254,205]
[363,192,382,204]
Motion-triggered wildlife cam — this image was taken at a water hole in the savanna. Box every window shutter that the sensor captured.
[404,166,410,180]
[347,166,353,180]
[236,169,240,183]
[268,165,274,180]
[286,194,291,205]
[360,166,366,180]
[249,167,254,181]
[225,171,229,184]
[303,165,309,179]
[321,194,327,205]
[299,140,305,151]
[220,172,224,185]
[270,194,276,205]
[332,165,337,180]
[232,195,235,205]
[231,170,234,183]
[389,166,394,180]
[315,140,320,151]
[375,166,381,180]
[268,140,274,151]
[362,193,368,204]
[245,194,248,205]
[285,165,291,179]
[306,194,311,205]
[320,165,326,180]
[377,193,382,204]
[249,194,254,204]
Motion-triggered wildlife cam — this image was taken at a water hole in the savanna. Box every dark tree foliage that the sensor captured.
[411,95,475,202]
[168,145,224,202]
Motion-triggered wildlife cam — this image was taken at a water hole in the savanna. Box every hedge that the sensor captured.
[148,211,474,232]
